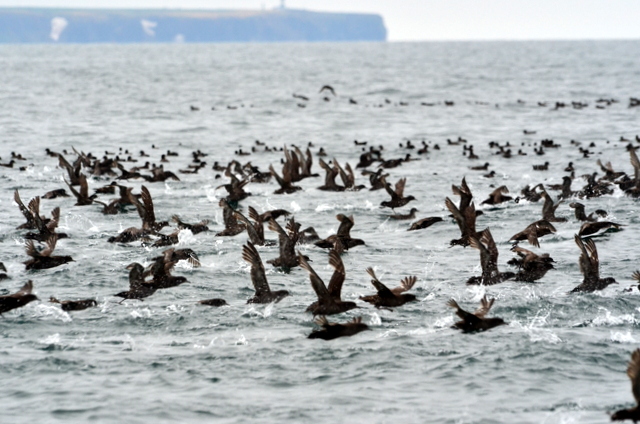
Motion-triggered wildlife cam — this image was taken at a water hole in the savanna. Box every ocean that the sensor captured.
[1,40,640,423]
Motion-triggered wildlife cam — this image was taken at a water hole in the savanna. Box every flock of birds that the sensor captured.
[3,86,640,420]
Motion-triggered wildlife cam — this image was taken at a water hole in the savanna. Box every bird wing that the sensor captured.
[46,207,61,232]
[395,178,407,197]
[13,280,34,297]
[628,349,640,405]
[41,236,57,257]
[140,186,156,226]
[14,190,33,223]
[575,234,598,283]
[391,276,417,295]
[327,250,346,300]
[79,174,89,199]
[335,214,354,237]
[242,242,271,295]
[474,295,495,318]
[298,252,330,301]
[269,164,286,187]
[365,267,395,298]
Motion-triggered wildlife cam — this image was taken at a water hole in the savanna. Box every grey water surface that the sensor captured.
[1,41,640,424]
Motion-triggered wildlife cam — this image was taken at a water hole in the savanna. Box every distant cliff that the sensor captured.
[0,8,387,43]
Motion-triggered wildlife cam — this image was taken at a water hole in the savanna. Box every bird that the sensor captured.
[508,246,555,282]
[24,236,73,270]
[267,217,303,269]
[467,228,516,285]
[308,316,369,340]
[389,208,418,220]
[300,250,357,315]
[65,174,96,206]
[408,216,444,231]
[447,296,506,333]
[242,242,289,304]
[0,280,38,315]
[319,85,336,96]
[314,214,365,252]
[611,349,640,422]
[578,221,623,237]
[540,189,567,222]
[49,297,97,312]
[570,234,617,293]
[380,177,416,210]
[115,263,157,302]
[199,299,228,307]
[480,186,513,205]
[216,199,246,237]
[509,220,556,248]
[359,268,417,308]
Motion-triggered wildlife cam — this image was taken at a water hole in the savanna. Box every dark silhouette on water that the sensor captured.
[24,236,73,270]
[242,242,289,304]
[611,349,640,422]
[300,250,356,315]
[0,280,38,315]
[49,297,97,311]
[570,234,617,293]
[308,316,369,340]
[447,295,506,333]
[360,268,417,308]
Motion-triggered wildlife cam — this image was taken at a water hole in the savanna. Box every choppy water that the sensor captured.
[1,41,640,424]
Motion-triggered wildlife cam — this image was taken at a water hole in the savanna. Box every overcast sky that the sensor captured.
[1,0,639,41]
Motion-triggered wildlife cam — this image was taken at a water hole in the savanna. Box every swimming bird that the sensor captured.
[447,296,506,333]
[408,216,444,231]
[24,236,73,270]
[199,299,228,307]
[308,316,369,340]
[389,208,418,220]
[300,250,357,315]
[509,219,556,248]
[467,228,516,285]
[242,242,289,304]
[49,297,97,311]
[115,263,157,302]
[0,280,38,315]
[144,249,189,290]
[570,234,617,293]
[360,268,417,308]
[569,202,598,222]
[380,177,416,210]
[611,349,640,422]
[578,221,623,237]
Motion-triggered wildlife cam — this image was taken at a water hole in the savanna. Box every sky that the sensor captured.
[1,0,639,41]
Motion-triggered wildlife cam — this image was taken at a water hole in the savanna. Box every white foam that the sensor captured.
[368,312,382,326]
[290,201,301,212]
[611,331,637,343]
[591,308,638,326]
[39,333,61,345]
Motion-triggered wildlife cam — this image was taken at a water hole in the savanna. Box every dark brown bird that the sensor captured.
[308,316,369,340]
[578,221,623,237]
[389,207,418,220]
[0,280,38,315]
[314,214,365,252]
[445,197,479,247]
[242,242,289,304]
[24,236,73,270]
[569,202,597,222]
[447,296,506,333]
[199,299,228,307]
[144,248,190,290]
[14,190,42,230]
[408,216,444,231]
[65,174,96,206]
[267,218,304,268]
[467,228,516,285]
[509,219,557,248]
[480,185,513,205]
[508,246,555,282]
[300,250,357,316]
[42,188,69,199]
[216,199,245,237]
[24,198,68,241]
[380,177,416,210]
[539,189,566,222]
[49,297,97,312]
[317,158,345,191]
[128,185,169,232]
[611,349,640,422]
[360,268,417,308]
[115,263,157,302]
[570,234,617,293]
[171,215,209,235]
[234,207,267,246]
[270,164,302,194]
[259,209,290,221]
